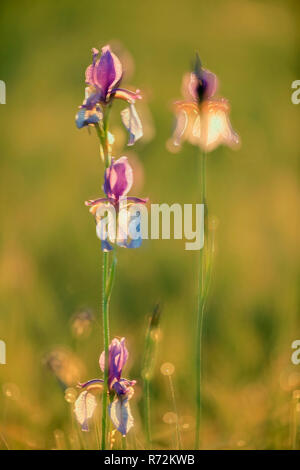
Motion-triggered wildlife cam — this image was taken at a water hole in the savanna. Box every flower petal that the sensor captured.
[104,157,133,199]
[172,102,200,147]
[199,99,240,152]
[121,104,143,146]
[75,107,102,129]
[94,45,123,99]
[99,338,128,387]
[74,391,97,432]
[85,48,99,84]
[113,88,142,103]
[109,397,134,436]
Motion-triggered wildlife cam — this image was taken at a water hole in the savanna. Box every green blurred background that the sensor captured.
[0,0,299,449]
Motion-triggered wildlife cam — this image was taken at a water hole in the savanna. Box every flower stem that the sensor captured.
[195,150,207,449]
[101,250,110,450]
[95,111,115,450]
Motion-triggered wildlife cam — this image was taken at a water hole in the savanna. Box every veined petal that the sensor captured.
[85,197,113,208]
[121,104,143,146]
[126,196,148,204]
[104,157,133,199]
[94,45,123,99]
[109,397,134,436]
[99,338,129,388]
[78,378,104,390]
[113,88,142,103]
[85,48,99,84]
[75,107,102,129]
[172,101,200,147]
[198,99,240,152]
[74,391,97,432]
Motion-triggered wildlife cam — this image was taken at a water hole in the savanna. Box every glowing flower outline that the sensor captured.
[171,54,240,153]
[74,338,136,436]
[76,45,143,146]
[85,156,147,251]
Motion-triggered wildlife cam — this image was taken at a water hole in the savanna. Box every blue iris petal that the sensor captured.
[75,108,101,129]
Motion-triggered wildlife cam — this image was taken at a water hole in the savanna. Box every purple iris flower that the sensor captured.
[75,338,136,435]
[85,157,147,251]
[76,46,143,145]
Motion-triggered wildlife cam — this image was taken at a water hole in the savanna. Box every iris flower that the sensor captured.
[85,156,147,251]
[74,338,136,436]
[76,46,143,146]
[172,55,239,152]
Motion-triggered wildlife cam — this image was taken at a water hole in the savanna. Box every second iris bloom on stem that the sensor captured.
[75,338,136,436]
[86,156,147,251]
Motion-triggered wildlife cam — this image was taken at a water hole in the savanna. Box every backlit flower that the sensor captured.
[85,157,147,251]
[76,46,143,145]
[171,54,239,152]
[75,338,136,435]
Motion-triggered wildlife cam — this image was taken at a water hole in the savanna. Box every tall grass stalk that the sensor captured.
[167,373,182,450]
[142,304,161,448]
[291,390,300,449]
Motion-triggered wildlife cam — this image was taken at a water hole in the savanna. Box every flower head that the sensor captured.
[85,157,147,251]
[182,54,218,103]
[76,45,143,146]
[74,337,136,435]
[171,54,239,153]
[103,156,133,201]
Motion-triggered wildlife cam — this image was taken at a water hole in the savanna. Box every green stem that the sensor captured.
[168,374,182,450]
[101,251,110,450]
[195,150,207,449]
[142,304,161,448]
[95,109,115,450]
[144,378,151,448]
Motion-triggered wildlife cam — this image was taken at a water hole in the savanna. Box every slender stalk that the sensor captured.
[195,150,207,449]
[101,251,109,450]
[168,374,182,450]
[142,304,161,448]
[95,107,115,450]
[144,379,151,447]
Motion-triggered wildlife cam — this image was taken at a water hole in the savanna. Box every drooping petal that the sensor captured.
[96,212,116,250]
[75,107,102,129]
[109,397,134,436]
[121,104,143,146]
[197,99,240,152]
[113,88,142,103]
[74,391,97,432]
[172,101,200,147]
[104,157,133,199]
[78,378,104,391]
